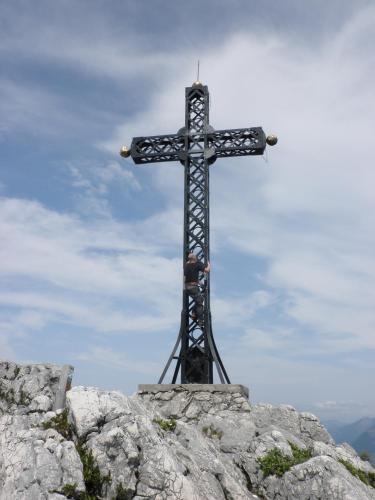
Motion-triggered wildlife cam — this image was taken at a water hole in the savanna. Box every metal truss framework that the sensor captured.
[128,83,266,384]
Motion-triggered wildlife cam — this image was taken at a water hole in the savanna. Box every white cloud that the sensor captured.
[100,8,375,354]
[239,326,296,352]
[315,400,359,411]
[0,4,183,84]
[212,290,274,328]
[312,400,373,421]
[0,329,16,360]
[0,291,174,334]
[0,79,74,137]
[69,161,141,194]
[0,196,182,336]
[0,197,178,293]
[75,346,160,376]
[67,160,141,216]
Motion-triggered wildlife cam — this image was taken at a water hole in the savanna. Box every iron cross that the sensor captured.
[120,81,277,384]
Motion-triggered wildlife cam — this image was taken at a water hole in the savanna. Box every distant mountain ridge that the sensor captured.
[353,427,375,461]
[324,417,375,462]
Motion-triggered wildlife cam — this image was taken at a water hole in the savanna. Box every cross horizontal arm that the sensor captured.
[130,127,266,165]
[211,127,266,158]
[131,134,183,164]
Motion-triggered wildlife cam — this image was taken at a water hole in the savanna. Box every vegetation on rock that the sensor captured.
[60,483,82,499]
[359,451,372,464]
[0,382,29,406]
[43,410,113,498]
[42,409,74,440]
[76,440,112,499]
[202,424,223,440]
[153,417,177,432]
[112,482,133,500]
[339,459,375,489]
[258,442,313,477]
[0,383,16,405]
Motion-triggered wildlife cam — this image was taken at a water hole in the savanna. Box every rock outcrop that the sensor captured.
[0,361,374,500]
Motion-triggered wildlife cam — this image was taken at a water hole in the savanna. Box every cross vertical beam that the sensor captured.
[120,81,276,384]
[180,84,214,383]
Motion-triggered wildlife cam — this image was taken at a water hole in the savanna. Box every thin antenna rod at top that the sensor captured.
[197,60,200,81]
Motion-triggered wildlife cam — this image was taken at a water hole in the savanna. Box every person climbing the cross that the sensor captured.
[184,253,210,326]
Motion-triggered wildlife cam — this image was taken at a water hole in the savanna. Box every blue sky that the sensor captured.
[1,0,374,422]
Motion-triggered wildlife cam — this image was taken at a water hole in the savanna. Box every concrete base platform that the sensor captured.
[138,384,249,399]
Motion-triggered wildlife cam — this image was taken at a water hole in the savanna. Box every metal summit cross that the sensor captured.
[120,81,277,385]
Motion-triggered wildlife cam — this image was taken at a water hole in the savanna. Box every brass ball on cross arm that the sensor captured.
[266,134,278,146]
[120,146,131,158]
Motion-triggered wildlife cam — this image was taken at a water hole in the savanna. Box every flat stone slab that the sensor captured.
[138,384,249,399]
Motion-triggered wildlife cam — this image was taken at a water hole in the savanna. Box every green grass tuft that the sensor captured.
[0,383,16,405]
[359,451,372,464]
[258,442,313,477]
[258,448,294,477]
[0,382,30,407]
[289,442,313,464]
[43,410,114,498]
[60,483,81,499]
[76,440,111,498]
[42,409,73,440]
[202,424,223,440]
[153,417,177,432]
[339,459,375,489]
[112,482,132,499]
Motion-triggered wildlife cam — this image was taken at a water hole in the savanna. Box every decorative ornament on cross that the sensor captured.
[121,81,277,384]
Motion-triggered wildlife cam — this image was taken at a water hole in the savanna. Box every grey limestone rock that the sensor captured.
[259,455,374,500]
[0,360,73,416]
[1,362,375,500]
[249,403,334,446]
[0,413,84,500]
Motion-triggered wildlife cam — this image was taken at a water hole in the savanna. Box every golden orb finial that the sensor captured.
[266,134,278,146]
[120,145,131,158]
[192,80,203,86]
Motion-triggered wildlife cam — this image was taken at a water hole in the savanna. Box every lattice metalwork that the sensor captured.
[125,82,267,384]
[131,128,265,164]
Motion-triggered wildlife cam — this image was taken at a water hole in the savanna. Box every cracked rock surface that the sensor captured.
[0,361,82,500]
[1,362,374,499]
[0,361,73,415]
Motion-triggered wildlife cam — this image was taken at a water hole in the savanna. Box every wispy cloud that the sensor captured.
[75,346,160,376]
[0,79,73,137]
[0,3,182,84]
[0,197,181,338]
[312,400,373,421]
[68,160,141,216]
[212,290,274,328]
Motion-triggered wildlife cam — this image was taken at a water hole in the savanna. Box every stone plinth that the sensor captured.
[138,383,250,421]
[138,383,249,398]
